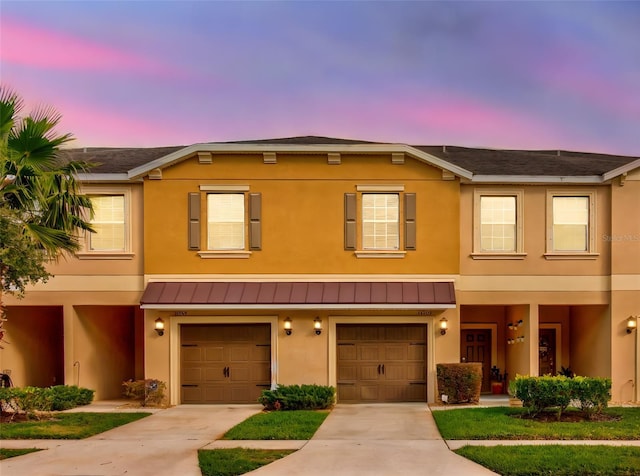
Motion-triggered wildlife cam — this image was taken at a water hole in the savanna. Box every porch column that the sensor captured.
[62,304,78,386]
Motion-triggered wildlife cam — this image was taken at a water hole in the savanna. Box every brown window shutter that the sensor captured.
[404,193,416,250]
[345,193,356,250]
[188,192,201,250]
[249,193,262,250]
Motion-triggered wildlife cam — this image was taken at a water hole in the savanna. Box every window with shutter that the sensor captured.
[345,187,415,257]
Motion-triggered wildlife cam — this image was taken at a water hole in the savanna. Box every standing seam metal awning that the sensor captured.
[140,281,456,310]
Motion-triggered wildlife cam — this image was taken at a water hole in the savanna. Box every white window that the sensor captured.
[480,196,516,252]
[207,193,245,250]
[552,196,589,251]
[89,195,125,251]
[76,187,132,259]
[472,190,524,258]
[546,190,597,258]
[362,193,399,250]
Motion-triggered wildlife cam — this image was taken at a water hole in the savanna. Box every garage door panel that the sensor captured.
[359,364,380,381]
[338,343,356,360]
[359,384,380,401]
[358,344,381,361]
[338,383,357,401]
[407,364,426,381]
[204,346,224,362]
[338,364,357,381]
[182,368,202,383]
[408,343,426,360]
[229,345,251,362]
[253,345,271,360]
[252,363,271,382]
[383,364,407,381]
[384,344,407,361]
[182,347,202,361]
[204,366,226,382]
[337,324,426,403]
[204,385,225,402]
[181,324,271,404]
[181,386,202,403]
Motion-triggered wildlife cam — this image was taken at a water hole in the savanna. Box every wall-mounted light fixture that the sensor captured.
[439,317,448,335]
[154,318,165,336]
[627,316,637,334]
[284,317,293,335]
[313,317,323,335]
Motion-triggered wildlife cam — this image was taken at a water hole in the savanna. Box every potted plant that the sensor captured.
[490,366,504,394]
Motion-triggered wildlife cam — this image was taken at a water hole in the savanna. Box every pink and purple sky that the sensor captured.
[1,1,639,155]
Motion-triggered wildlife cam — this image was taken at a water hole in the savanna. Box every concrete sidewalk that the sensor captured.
[0,404,263,476]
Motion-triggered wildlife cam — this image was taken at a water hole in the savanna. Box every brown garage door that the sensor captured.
[181,324,271,404]
[337,324,427,403]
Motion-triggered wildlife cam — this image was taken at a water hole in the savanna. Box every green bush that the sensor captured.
[0,386,53,419]
[258,384,335,411]
[510,375,611,419]
[0,385,95,419]
[510,375,571,418]
[50,385,94,410]
[122,379,166,406]
[569,376,611,418]
[436,363,482,404]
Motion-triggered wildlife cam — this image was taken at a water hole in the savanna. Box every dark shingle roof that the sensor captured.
[415,146,638,176]
[58,146,185,174]
[59,137,638,178]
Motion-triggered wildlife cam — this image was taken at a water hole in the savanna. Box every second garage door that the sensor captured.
[181,324,271,404]
[337,324,427,403]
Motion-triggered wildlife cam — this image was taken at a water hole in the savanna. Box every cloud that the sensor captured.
[1,16,172,76]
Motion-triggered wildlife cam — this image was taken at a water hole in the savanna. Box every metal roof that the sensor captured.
[140,281,456,310]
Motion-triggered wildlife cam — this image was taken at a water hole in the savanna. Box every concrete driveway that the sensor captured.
[244,403,496,475]
[0,404,263,476]
[1,402,496,475]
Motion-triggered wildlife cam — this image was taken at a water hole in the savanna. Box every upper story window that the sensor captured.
[76,187,133,260]
[472,190,524,259]
[545,190,597,259]
[189,185,261,259]
[90,195,125,251]
[362,193,399,250]
[207,193,245,250]
[345,185,415,258]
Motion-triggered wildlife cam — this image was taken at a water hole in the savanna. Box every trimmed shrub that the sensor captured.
[510,375,571,418]
[510,375,611,419]
[0,386,53,419]
[122,379,166,406]
[569,376,611,418]
[436,363,482,404]
[258,384,335,411]
[50,385,94,410]
[0,385,95,419]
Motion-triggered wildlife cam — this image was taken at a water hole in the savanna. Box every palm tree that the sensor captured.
[0,86,94,345]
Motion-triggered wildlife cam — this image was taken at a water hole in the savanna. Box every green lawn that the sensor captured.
[198,448,294,476]
[0,448,42,460]
[198,410,328,475]
[432,407,640,440]
[222,410,329,440]
[456,445,640,476]
[0,412,151,439]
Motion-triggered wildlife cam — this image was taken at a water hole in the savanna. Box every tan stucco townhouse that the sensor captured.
[2,137,639,405]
